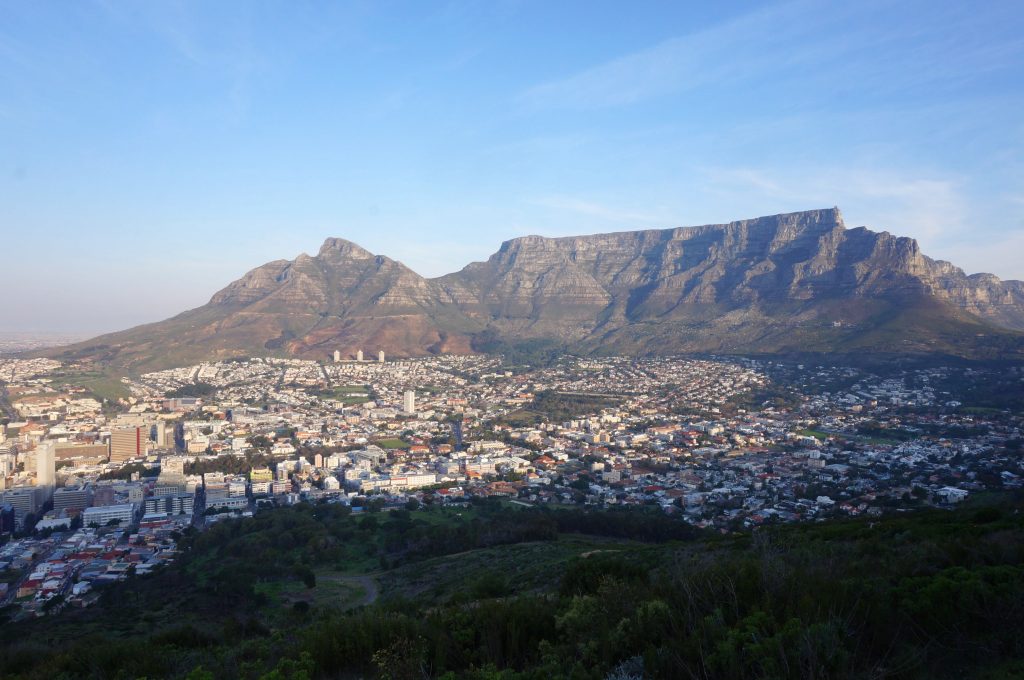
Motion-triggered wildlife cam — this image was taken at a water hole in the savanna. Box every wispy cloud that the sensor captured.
[528,195,670,226]
[518,0,834,110]
[518,0,1024,111]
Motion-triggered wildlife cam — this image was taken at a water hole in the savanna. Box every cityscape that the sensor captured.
[1,350,1019,622]
[3,1,1023,678]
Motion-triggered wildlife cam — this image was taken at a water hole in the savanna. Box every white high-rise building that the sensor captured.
[35,441,55,490]
[356,350,364,362]
[378,350,385,363]
[403,390,415,414]
[333,350,342,362]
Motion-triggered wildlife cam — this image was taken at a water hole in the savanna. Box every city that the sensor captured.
[2,351,1020,620]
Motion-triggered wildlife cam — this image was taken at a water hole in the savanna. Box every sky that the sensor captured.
[2,0,1023,334]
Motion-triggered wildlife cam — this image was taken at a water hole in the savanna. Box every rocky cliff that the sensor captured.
[48,209,1024,371]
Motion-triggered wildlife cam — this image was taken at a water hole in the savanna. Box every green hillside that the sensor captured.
[3,496,1024,679]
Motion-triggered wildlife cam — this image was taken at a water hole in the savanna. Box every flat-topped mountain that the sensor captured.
[49,209,1024,371]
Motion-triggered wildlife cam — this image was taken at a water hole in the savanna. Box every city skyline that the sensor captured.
[2,0,1023,333]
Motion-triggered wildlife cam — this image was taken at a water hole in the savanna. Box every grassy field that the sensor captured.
[374,437,406,449]
[47,370,129,401]
[256,572,371,613]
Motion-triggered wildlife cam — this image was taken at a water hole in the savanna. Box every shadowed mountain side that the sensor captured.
[45,209,1024,372]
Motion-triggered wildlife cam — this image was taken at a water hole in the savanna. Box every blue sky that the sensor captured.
[2,0,1023,333]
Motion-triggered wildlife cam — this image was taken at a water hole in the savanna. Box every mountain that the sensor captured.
[48,209,1024,372]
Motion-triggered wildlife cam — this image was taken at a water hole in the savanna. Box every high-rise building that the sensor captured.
[403,390,416,414]
[154,422,172,447]
[378,350,385,363]
[333,350,341,362]
[356,349,364,362]
[110,427,146,462]
[35,441,55,490]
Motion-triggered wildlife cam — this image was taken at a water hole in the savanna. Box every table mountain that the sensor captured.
[49,209,1024,372]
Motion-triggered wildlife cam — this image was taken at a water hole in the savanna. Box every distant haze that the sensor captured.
[2,1,1022,333]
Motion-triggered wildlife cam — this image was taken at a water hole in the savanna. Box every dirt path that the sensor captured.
[321,574,379,608]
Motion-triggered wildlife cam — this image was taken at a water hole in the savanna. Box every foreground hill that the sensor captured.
[48,209,1024,372]
[3,497,1024,679]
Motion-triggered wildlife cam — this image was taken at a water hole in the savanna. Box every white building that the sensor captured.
[403,390,416,414]
[83,504,136,527]
[378,350,385,363]
[35,441,55,490]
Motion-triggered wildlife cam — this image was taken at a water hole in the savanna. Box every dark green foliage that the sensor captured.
[165,382,216,398]
[5,496,1024,679]
[97,461,157,480]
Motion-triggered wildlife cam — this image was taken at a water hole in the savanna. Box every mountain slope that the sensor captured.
[47,209,1024,371]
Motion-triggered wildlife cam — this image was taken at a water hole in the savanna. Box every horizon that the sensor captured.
[3,0,1023,333]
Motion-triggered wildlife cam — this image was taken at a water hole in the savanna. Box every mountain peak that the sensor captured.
[317,237,374,259]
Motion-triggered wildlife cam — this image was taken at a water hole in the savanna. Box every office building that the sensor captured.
[1,487,41,528]
[144,494,194,516]
[110,427,147,463]
[403,390,416,414]
[35,441,55,490]
[53,485,93,513]
[83,504,135,527]
[54,442,108,464]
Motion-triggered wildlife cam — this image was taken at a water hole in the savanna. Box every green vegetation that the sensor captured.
[472,331,569,368]
[313,384,376,404]
[184,451,277,476]
[166,382,216,398]
[47,369,129,402]
[499,390,622,427]
[97,462,157,481]
[3,495,1024,678]
[375,437,407,449]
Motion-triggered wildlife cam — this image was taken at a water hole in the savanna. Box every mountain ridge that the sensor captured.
[45,208,1024,372]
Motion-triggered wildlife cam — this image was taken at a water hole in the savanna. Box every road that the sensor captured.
[0,382,17,421]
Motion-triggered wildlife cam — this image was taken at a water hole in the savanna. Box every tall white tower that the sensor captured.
[378,350,385,363]
[403,390,415,414]
[333,350,341,362]
[356,349,364,362]
[36,441,55,490]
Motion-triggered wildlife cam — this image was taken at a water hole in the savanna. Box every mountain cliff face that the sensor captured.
[439,209,1024,357]
[50,209,1024,371]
